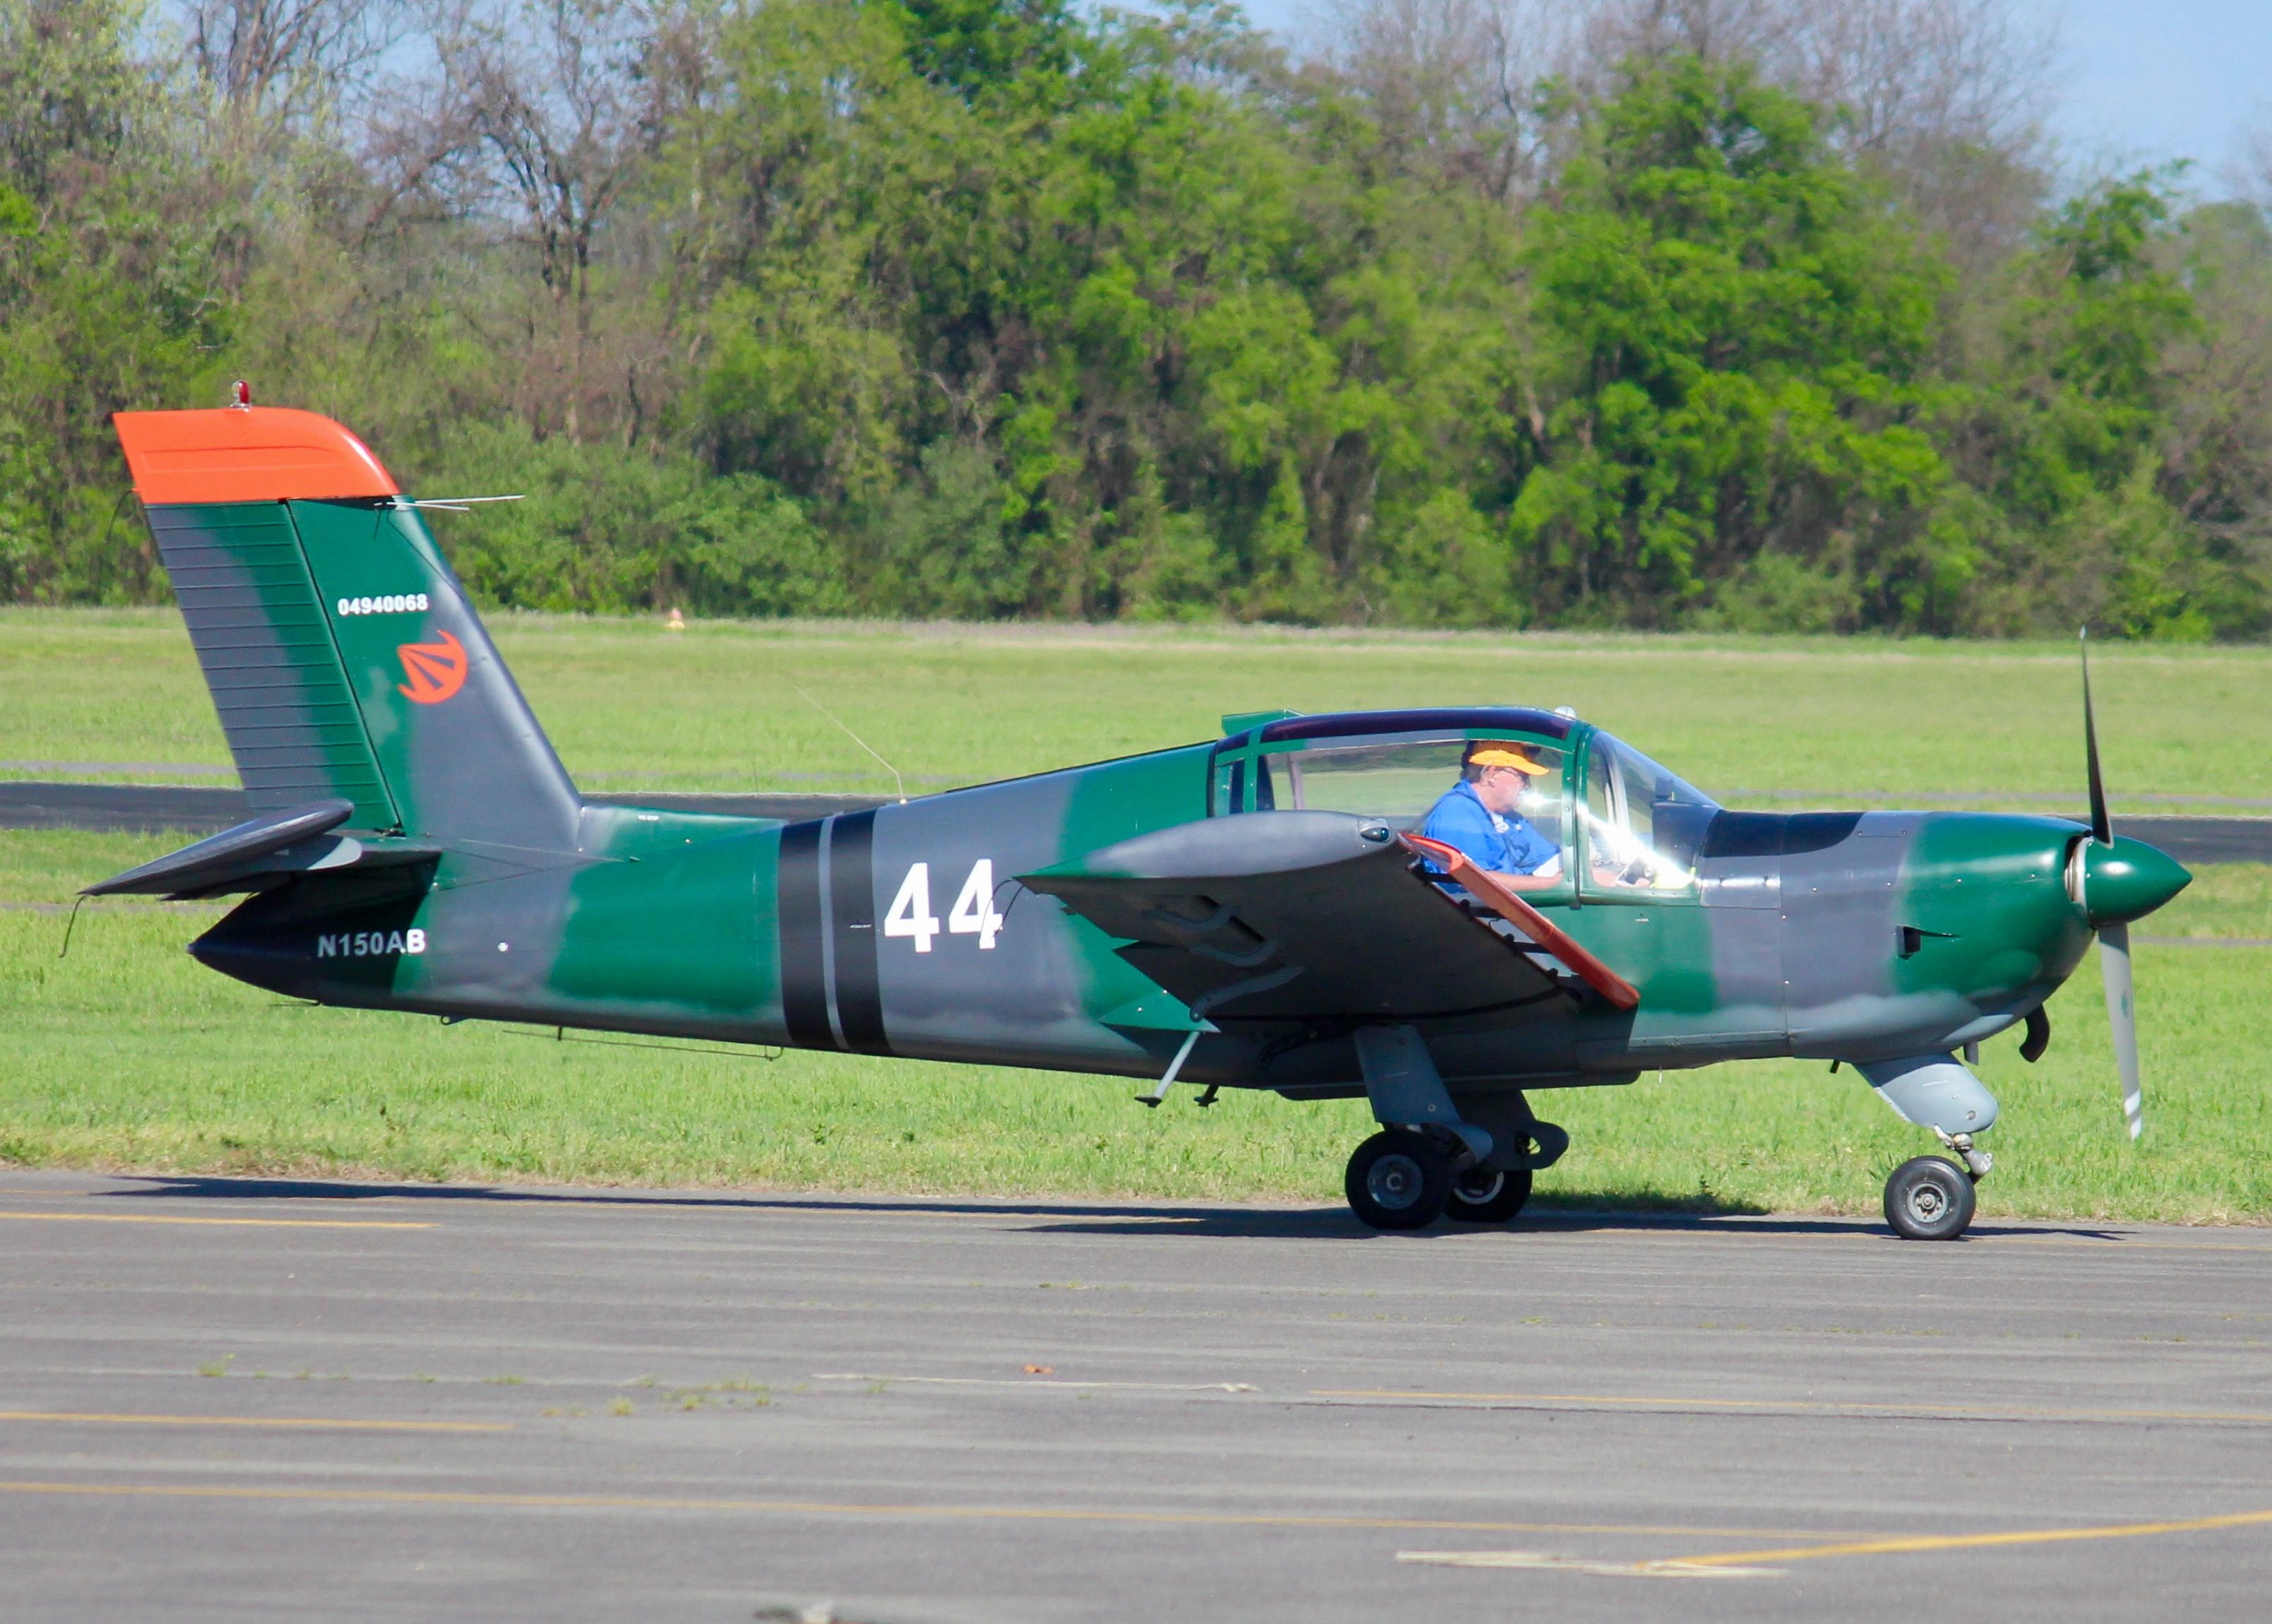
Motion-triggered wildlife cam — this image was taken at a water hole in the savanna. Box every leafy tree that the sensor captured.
[879,0,1077,97]
[1947,173,2266,636]
[428,421,843,616]
[0,0,2264,639]
[0,0,237,602]
[1511,54,1955,629]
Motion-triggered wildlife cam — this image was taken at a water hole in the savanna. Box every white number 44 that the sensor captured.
[885,860,1002,952]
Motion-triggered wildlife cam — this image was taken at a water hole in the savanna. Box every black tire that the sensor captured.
[1883,1156,1977,1241]
[1344,1132,1452,1231]
[1444,1163,1533,1224]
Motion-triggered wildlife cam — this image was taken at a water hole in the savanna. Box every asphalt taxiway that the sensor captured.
[2,1170,2268,1622]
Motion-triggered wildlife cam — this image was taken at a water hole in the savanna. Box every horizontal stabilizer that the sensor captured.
[82,799,435,899]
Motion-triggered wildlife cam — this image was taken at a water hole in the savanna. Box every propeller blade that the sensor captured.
[2080,627,2112,846]
[2099,923,2142,1139]
[2082,632,2140,1139]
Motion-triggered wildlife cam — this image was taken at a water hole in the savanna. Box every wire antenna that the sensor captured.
[398,494,528,514]
[794,684,908,802]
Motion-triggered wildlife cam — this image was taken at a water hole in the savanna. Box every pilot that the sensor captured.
[1421,742,1564,894]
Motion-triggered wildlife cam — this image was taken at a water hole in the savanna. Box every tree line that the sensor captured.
[3,0,2268,636]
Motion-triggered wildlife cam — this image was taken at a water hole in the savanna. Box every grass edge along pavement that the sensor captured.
[4,830,2267,1225]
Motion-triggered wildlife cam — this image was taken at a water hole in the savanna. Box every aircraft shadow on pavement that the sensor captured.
[107,1173,1253,1224]
[99,1174,2125,1242]
[103,1173,1368,1237]
[1022,1207,2128,1240]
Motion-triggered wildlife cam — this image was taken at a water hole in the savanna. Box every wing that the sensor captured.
[1020,811,1576,1025]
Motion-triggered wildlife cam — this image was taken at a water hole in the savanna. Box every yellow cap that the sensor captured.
[1468,743,1551,776]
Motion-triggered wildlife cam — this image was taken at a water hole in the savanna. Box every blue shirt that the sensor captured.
[1421,780,1561,877]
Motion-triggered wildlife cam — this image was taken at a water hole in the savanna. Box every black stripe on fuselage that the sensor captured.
[776,819,836,1050]
[828,808,891,1055]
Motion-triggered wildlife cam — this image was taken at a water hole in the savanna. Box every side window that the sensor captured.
[1486,746,1570,861]
[1261,739,1470,825]
[1260,736,1571,872]
[1211,751,1279,814]
[1211,753,1243,816]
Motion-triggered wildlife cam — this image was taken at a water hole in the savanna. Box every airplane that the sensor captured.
[93,401,2194,1241]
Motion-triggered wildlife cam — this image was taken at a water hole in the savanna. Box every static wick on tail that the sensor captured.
[2079,627,2143,1142]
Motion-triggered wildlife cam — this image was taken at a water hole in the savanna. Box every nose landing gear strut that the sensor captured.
[1856,1053,1999,1241]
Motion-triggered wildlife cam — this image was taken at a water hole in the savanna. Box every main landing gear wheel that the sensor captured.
[1344,1132,1451,1231]
[1883,1156,1977,1241]
[1444,1163,1532,1224]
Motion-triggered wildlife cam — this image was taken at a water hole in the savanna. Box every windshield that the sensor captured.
[1582,734,1717,893]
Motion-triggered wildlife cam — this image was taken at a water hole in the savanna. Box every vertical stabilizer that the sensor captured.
[117,406,581,851]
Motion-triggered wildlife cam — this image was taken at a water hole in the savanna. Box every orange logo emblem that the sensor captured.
[396,628,468,705]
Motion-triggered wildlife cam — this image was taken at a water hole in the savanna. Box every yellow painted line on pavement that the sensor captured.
[0,1481,1861,1540]
[1399,1549,1785,1579]
[1313,1390,2272,1425]
[1678,1506,2272,1570]
[0,1211,430,1229]
[0,1412,506,1434]
[1401,1505,2272,1579]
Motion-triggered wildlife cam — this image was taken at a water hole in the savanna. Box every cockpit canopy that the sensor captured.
[1209,708,1717,897]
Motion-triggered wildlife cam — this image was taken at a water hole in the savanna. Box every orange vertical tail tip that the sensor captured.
[113,407,398,504]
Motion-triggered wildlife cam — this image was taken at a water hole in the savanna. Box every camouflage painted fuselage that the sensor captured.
[123,480,2177,1103]
[193,714,2117,1100]
[204,786,2099,1103]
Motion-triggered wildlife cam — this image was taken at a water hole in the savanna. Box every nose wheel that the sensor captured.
[1883,1155,1977,1240]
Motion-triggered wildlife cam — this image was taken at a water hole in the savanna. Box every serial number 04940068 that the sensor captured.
[336,593,430,617]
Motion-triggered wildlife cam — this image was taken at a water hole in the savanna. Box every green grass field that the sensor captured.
[3,610,2268,1219]
[6,607,2271,810]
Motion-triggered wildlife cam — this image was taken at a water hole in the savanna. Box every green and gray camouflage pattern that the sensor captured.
[101,452,2193,1236]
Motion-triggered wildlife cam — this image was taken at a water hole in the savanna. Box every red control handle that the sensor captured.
[1400,834,1641,1012]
